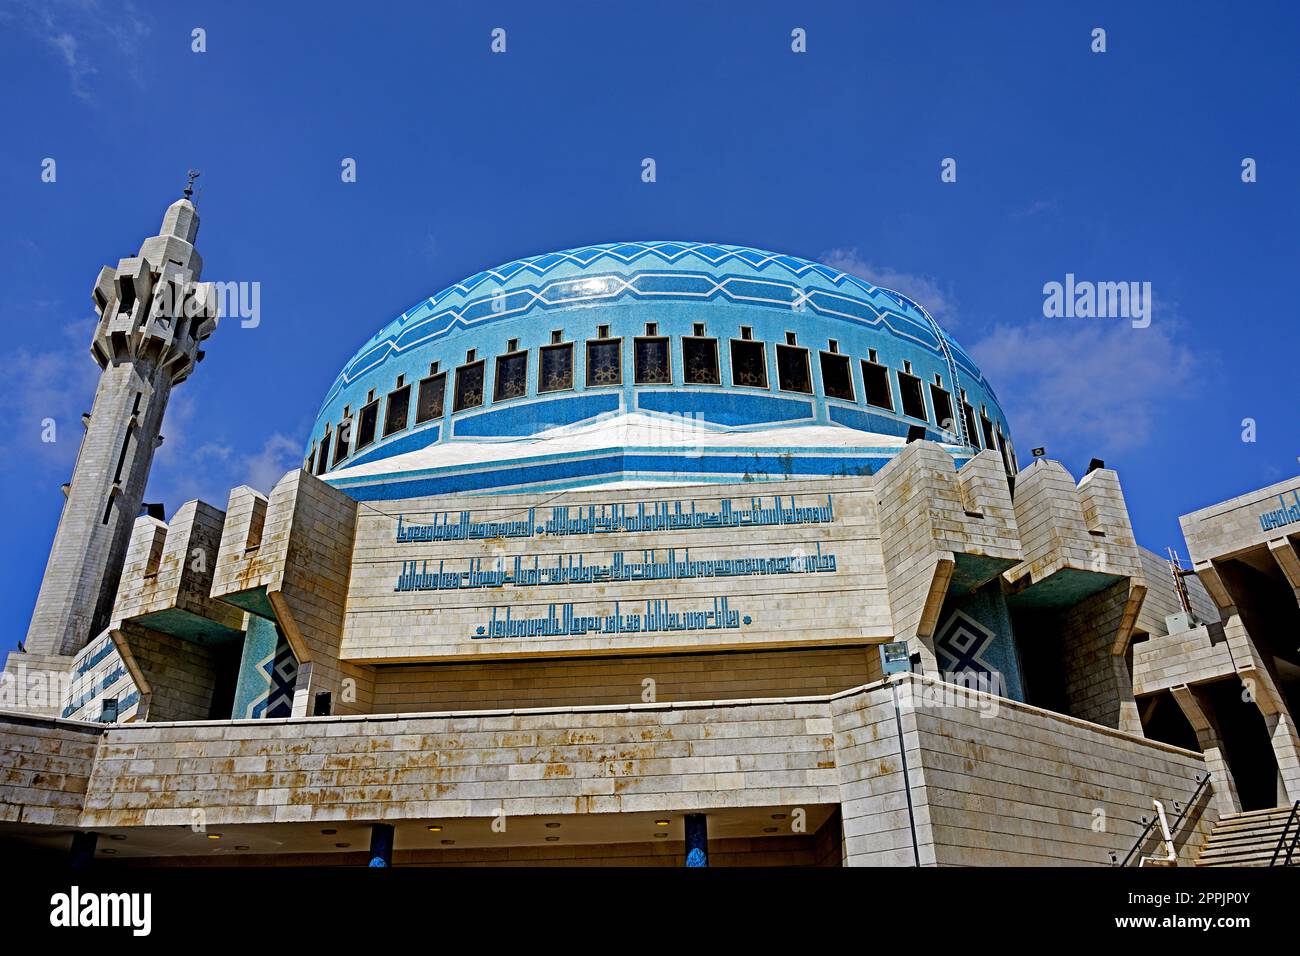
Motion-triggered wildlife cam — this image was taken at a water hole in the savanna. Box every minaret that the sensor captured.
[24,188,218,657]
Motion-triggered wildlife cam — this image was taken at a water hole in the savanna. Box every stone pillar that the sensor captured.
[368,823,394,867]
[1171,684,1242,816]
[684,814,708,867]
[25,197,217,657]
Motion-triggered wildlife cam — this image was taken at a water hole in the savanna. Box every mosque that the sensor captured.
[1,192,1297,867]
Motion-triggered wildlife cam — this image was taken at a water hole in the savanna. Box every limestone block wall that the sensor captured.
[59,635,137,723]
[371,646,879,714]
[2,675,1214,867]
[110,622,225,723]
[873,444,1021,670]
[211,485,277,599]
[833,676,1213,867]
[2,650,78,720]
[1002,462,1147,732]
[1135,547,1219,637]
[1006,460,1144,591]
[832,677,936,865]
[341,477,889,663]
[111,500,241,630]
[0,712,101,827]
[212,471,372,718]
[1180,474,1300,564]
[1055,580,1144,732]
[903,682,1215,866]
[78,696,842,829]
[1133,624,1236,697]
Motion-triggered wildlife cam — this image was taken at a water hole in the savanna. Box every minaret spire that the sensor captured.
[22,192,218,656]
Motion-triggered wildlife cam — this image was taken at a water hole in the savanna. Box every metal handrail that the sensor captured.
[1269,800,1300,867]
[1114,772,1211,867]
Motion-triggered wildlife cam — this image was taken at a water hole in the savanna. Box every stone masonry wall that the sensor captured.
[342,476,890,663]
[0,712,101,827]
[905,683,1214,866]
[371,646,878,713]
[1056,579,1143,731]
[79,697,843,829]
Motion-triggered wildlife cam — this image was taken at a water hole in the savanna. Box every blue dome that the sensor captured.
[306,241,1016,499]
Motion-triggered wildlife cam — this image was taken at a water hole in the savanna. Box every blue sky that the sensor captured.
[1,1,1297,647]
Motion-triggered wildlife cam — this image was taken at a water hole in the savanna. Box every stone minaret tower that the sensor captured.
[24,194,217,657]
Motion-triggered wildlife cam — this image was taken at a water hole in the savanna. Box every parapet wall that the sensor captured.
[833,676,1213,866]
[0,712,101,827]
[1,674,1213,866]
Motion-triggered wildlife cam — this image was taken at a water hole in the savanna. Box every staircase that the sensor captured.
[1196,805,1299,867]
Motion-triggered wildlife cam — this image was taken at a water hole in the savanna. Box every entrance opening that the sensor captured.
[1202,678,1281,811]
[206,644,242,720]
[1009,609,1069,715]
[1140,691,1200,752]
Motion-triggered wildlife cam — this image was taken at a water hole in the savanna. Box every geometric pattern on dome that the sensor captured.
[320,241,993,413]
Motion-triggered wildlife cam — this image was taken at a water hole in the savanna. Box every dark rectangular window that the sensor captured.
[356,401,379,448]
[383,385,411,437]
[962,401,980,447]
[117,276,137,315]
[454,360,486,412]
[682,337,720,385]
[997,427,1014,475]
[929,385,955,433]
[113,424,134,484]
[494,350,528,401]
[897,372,927,421]
[819,352,854,401]
[776,344,812,393]
[634,336,671,384]
[415,372,446,423]
[316,428,332,475]
[585,338,622,387]
[730,339,767,388]
[861,361,893,410]
[539,343,573,393]
[981,413,996,450]
[333,419,352,465]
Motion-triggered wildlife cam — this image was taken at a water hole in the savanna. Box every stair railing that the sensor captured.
[1113,772,1210,867]
[1269,800,1300,867]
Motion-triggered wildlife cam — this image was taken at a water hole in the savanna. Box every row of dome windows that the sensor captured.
[308,322,1016,474]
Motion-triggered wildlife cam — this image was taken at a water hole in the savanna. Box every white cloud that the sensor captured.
[819,248,958,324]
[0,318,101,471]
[0,308,303,515]
[968,320,1199,456]
[6,0,151,102]
[1012,198,1059,220]
[149,397,303,511]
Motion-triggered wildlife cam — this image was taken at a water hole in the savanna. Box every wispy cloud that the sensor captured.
[0,312,303,514]
[5,0,151,102]
[819,248,958,324]
[0,316,101,472]
[1011,198,1059,220]
[149,392,303,510]
[968,319,1199,457]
